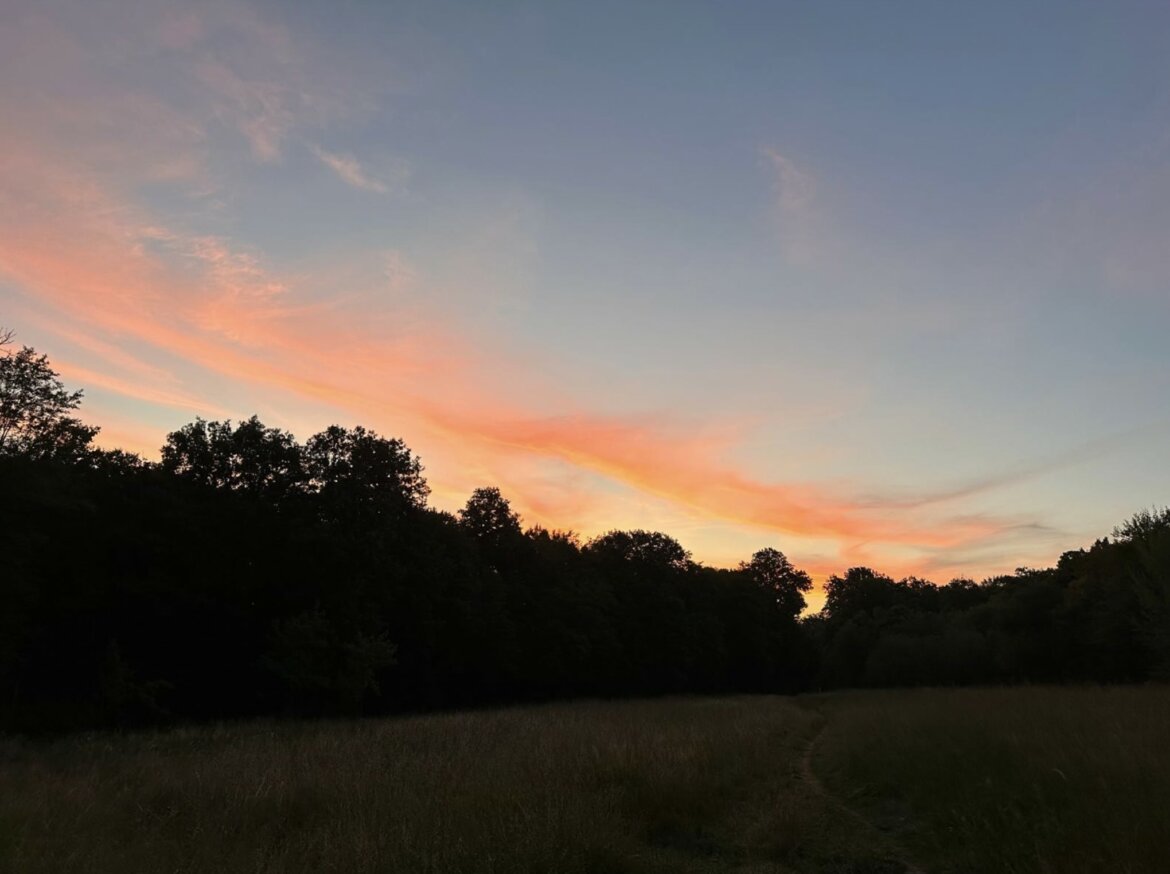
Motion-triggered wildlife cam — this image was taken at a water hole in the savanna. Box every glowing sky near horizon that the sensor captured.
[3,0,1169,606]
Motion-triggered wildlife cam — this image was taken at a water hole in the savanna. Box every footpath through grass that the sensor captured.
[2,688,1169,873]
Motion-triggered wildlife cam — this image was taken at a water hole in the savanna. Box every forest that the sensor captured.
[3,332,1169,733]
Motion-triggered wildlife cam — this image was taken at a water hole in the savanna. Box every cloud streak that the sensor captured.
[857,425,1170,511]
[0,138,1017,572]
[761,147,815,213]
[0,0,1080,585]
[759,146,825,263]
[310,144,400,194]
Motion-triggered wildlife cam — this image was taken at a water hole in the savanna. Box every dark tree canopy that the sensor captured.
[0,340,98,461]
[459,486,522,541]
[822,567,902,623]
[741,548,813,620]
[3,335,1170,732]
[1113,507,1170,543]
[305,425,429,519]
[585,530,691,570]
[161,416,304,499]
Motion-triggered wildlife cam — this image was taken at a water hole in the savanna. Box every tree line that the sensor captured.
[2,333,1168,732]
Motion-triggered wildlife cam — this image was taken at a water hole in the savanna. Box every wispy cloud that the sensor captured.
[0,138,1021,573]
[54,361,228,417]
[415,407,1015,552]
[759,146,824,262]
[310,144,403,194]
[197,60,297,162]
[857,425,1170,511]
[761,147,815,213]
[0,0,1079,585]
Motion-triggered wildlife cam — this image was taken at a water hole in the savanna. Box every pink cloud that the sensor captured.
[0,0,1054,585]
[0,148,1010,571]
[309,144,406,194]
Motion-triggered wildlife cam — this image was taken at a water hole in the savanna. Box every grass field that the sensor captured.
[1,689,1167,873]
[811,686,1170,874]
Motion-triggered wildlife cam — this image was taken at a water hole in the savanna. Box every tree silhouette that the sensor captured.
[161,416,304,499]
[0,340,98,461]
[260,608,397,712]
[459,487,523,541]
[1113,507,1170,543]
[822,567,902,623]
[585,530,691,570]
[741,548,812,620]
[5,332,1170,731]
[305,425,429,521]
[1115,510,1170,678]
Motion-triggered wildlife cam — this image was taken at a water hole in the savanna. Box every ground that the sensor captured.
[2,688,1168,873]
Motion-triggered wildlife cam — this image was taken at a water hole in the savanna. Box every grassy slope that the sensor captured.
[2,689,1168,873]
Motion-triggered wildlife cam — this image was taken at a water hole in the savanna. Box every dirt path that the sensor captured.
[797,716,927,874]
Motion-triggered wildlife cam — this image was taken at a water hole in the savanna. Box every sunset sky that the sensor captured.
[3,0,1168,606]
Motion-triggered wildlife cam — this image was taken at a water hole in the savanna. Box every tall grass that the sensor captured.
[0,697,828,874]
[10,688,1165,873]
[813,686,1170,874]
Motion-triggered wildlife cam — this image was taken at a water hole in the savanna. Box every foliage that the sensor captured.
[305,424,429,518]
[260,608,396,711]
[161,416,303,499]
[586,529,692,570]
[1112,506,1170,542]
[741,547,812,620]
[0,340,97,461]
[2,337,1170,731]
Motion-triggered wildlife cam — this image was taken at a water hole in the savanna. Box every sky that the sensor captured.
[3,0,1169,608]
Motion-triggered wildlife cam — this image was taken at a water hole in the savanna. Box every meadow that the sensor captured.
[811,686,1170,874]
[1,688,1167,873]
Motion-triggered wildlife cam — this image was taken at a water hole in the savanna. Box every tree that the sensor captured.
[740,547,812,620]
[1113,508,1170,544]
[1118,513,1170,679]
[459,487,522,542]
[161,416,304,499]
[0,338,98,461]
[304,425,429,519]
[585,530,691,570]
[260,608,396,712]
[821,567,902,624]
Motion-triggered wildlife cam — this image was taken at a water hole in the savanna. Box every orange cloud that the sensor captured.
[53,361,227,418]
[0,0,1048,584]
[0,137,1023,578]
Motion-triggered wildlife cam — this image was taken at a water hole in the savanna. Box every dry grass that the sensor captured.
[811,686,1170,874]
[9,688,1165,873]
[0,697,844,874]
